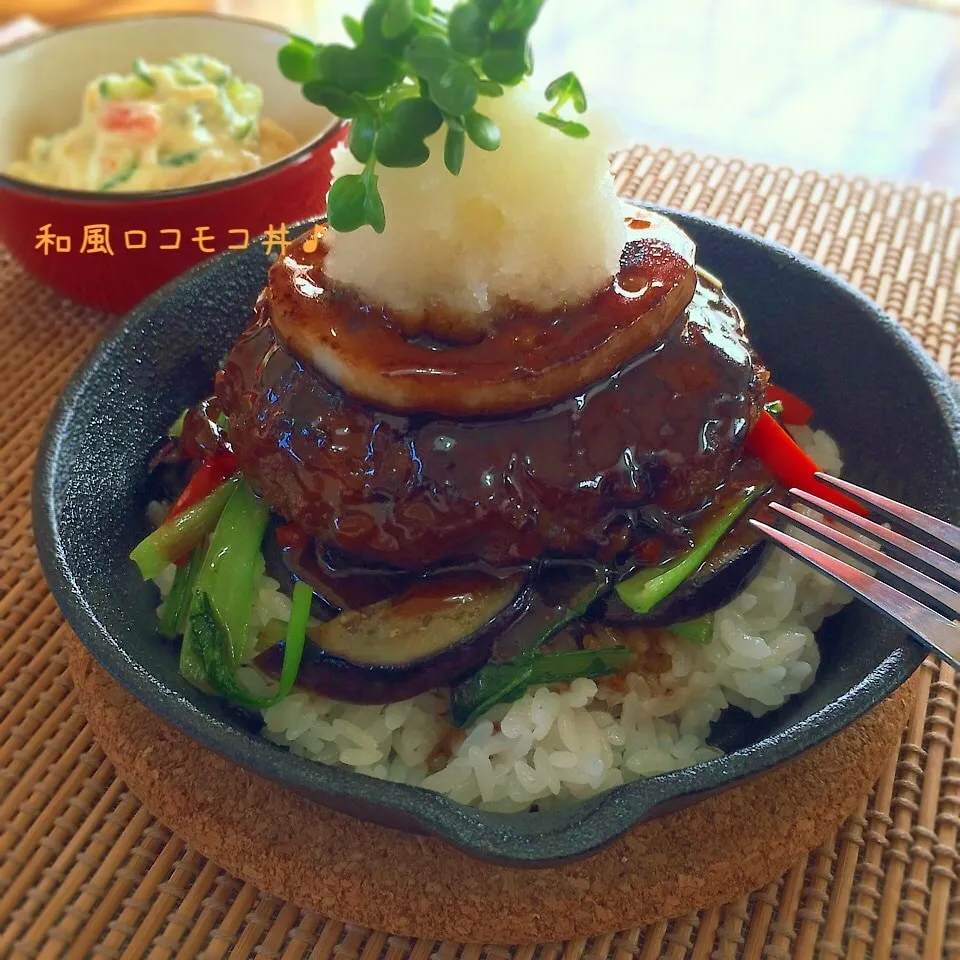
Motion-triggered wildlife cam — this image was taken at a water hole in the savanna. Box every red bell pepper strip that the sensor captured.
[745,411,868,517]
[168,450,240,521]
[765,384,814,426]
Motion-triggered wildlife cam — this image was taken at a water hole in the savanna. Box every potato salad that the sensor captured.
[6,54,299,192]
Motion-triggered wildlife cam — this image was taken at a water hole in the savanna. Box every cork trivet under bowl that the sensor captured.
[66,632,916,944]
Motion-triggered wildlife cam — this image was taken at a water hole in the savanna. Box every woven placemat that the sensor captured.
[3,145,960,958]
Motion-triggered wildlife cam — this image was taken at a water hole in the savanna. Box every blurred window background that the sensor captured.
[4,0,960,186]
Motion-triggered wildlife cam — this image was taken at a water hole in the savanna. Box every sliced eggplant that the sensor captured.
[599,516,770,627]
[277,535,412,614]
[257,571,530,704]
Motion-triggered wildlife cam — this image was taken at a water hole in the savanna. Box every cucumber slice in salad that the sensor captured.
[98,157,139,191]
[98,73,152,100]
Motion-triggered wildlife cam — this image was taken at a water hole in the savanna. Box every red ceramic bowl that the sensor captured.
[0,14,345,313]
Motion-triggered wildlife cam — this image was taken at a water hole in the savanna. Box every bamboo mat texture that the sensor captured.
[3,144,960,959]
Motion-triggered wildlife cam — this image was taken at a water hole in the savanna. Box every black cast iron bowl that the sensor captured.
[34,205,960,867]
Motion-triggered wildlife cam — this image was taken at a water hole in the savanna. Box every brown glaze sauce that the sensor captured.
[386,571,508,618]
[179,397,227,461]
[216,262,768,571]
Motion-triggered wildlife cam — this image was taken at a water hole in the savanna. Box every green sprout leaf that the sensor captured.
[324,167,385,234]
[364,170,386,232]
[477,78,503,97]
[315,44,397,96]
[364,0,418,52]
[382,0,416,38]
[375,125,430,166]
[464,109,500,150]
[343,15,365,45]
[302,82,371,118]
[373,96,441,167]
[430,61,478,115]
[545,69,587,113]
[406,34,456,81]
[448,3,490,56]
[278,36,317,83]
[348,112,378,162]
[501,0,547,32]
[385,96,443,137]
[444,125,465,174]
[281,0,583,232]
[539,68,590,138]
[536,112,589,138]
[327,173,372,232]
[481,33,529,84]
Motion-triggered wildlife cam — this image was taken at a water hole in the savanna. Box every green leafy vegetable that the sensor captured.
[668,615,715,645]
[277,0,590,232]
[178,479,273,694]
[450,566,611,727]
[187,583,311,709]
[450,646,632,729]
[159,547,202,639]
[615,486,770,615]
[130,476,239,580]
[276,581,313,699]
[525,647,634,686]
[188,480,270,667]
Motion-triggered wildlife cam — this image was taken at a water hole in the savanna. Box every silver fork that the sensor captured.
[749,474,960,670]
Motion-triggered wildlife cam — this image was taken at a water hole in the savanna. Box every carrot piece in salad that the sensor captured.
[97,101,161,139]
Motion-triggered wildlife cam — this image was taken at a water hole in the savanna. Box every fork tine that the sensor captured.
[788,486,960,589]
[768,502,960,616]
[750,519,960,671]
[815,473,960,554]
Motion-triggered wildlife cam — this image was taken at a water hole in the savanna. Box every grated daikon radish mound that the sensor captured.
[323,83,628,326]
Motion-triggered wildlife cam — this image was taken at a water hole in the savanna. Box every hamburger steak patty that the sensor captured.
[215,244,768,571]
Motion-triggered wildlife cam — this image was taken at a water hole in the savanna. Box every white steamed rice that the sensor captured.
[154,425,853,812]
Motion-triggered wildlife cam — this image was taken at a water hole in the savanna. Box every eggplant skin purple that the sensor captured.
[598,534,771,628]
[256,573,532,704]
